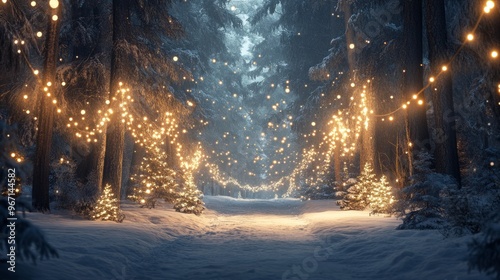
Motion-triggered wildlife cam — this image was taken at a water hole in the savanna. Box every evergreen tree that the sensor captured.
[396,152,457,230]
[0,198,58,264]
[402,0,430,177]
[308,0,405,177]
[32,0,63,212]
[101,0,130,204]
[60,0,111,197]
[369,175,395,215]
[468,210,500,279]
[102,0,189,200]
[338,162,376,210]
[128,148,178,208]
[425,0,461,184]
[90,184,124,222]
[174,182,205,215]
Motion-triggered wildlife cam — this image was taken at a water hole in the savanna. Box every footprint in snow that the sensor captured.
[149,216,162,224]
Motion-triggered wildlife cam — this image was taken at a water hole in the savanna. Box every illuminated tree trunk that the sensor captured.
[360,82,376,172]
[102,0,130,198]
[32,3,62,212]
[166,136,177,168]
[333,146,342,190]
[403,0,429,176]
[340,0,374,171]
[425,0,461,184]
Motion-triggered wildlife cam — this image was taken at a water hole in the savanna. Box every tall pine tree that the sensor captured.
[32,1,62,212]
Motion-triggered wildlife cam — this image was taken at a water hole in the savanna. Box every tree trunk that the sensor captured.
[102,0,130,197]
[166,136,177,168]
[403,0,430,174]
[341,0,355,72]
[341,1,376,172]
[73,0,109,193]
[87,0,110,192]
[126,142,145,197]
[424,0,461,184]
[333,146,342,191]
[32,3,62,212]
[483,4,500,122]
[360,82,376,172]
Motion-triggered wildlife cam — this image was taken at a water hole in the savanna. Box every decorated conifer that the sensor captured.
[174,182,205,215]
[338,162,376,210]
[128,149,178,208]
[90,184,124,222]
[368,175,395,215]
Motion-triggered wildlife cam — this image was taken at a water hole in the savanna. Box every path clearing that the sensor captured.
[3,196,486,280]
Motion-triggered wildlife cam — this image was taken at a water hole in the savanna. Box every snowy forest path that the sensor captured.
[128,196,325,279]
[16,196,484,280]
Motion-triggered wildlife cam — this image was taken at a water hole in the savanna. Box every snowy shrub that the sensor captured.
[73,171,101,217]
[468,211,500,279]
[396,172,457,230]
[90,184,125,223]
[49,158,79,209]
[440,149,499,236]
[334,178,357,200]
[49,158,99,216]
[301,184,337,200]
[397,153,458,230]
[440,183,500,237]
[0,198,58,264]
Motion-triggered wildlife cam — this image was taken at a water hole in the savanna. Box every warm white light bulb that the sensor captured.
[49,0,58,9]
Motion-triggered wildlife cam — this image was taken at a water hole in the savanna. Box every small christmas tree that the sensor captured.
[338,162,376,210]
[90,184,124,222]
[368,175,395,215]
[174,182,205,215]
[128,150,178,208]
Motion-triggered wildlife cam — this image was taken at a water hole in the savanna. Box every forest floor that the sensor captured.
[2,196,488,280]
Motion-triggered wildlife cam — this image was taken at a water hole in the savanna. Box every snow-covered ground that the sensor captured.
[1,196,488,280]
